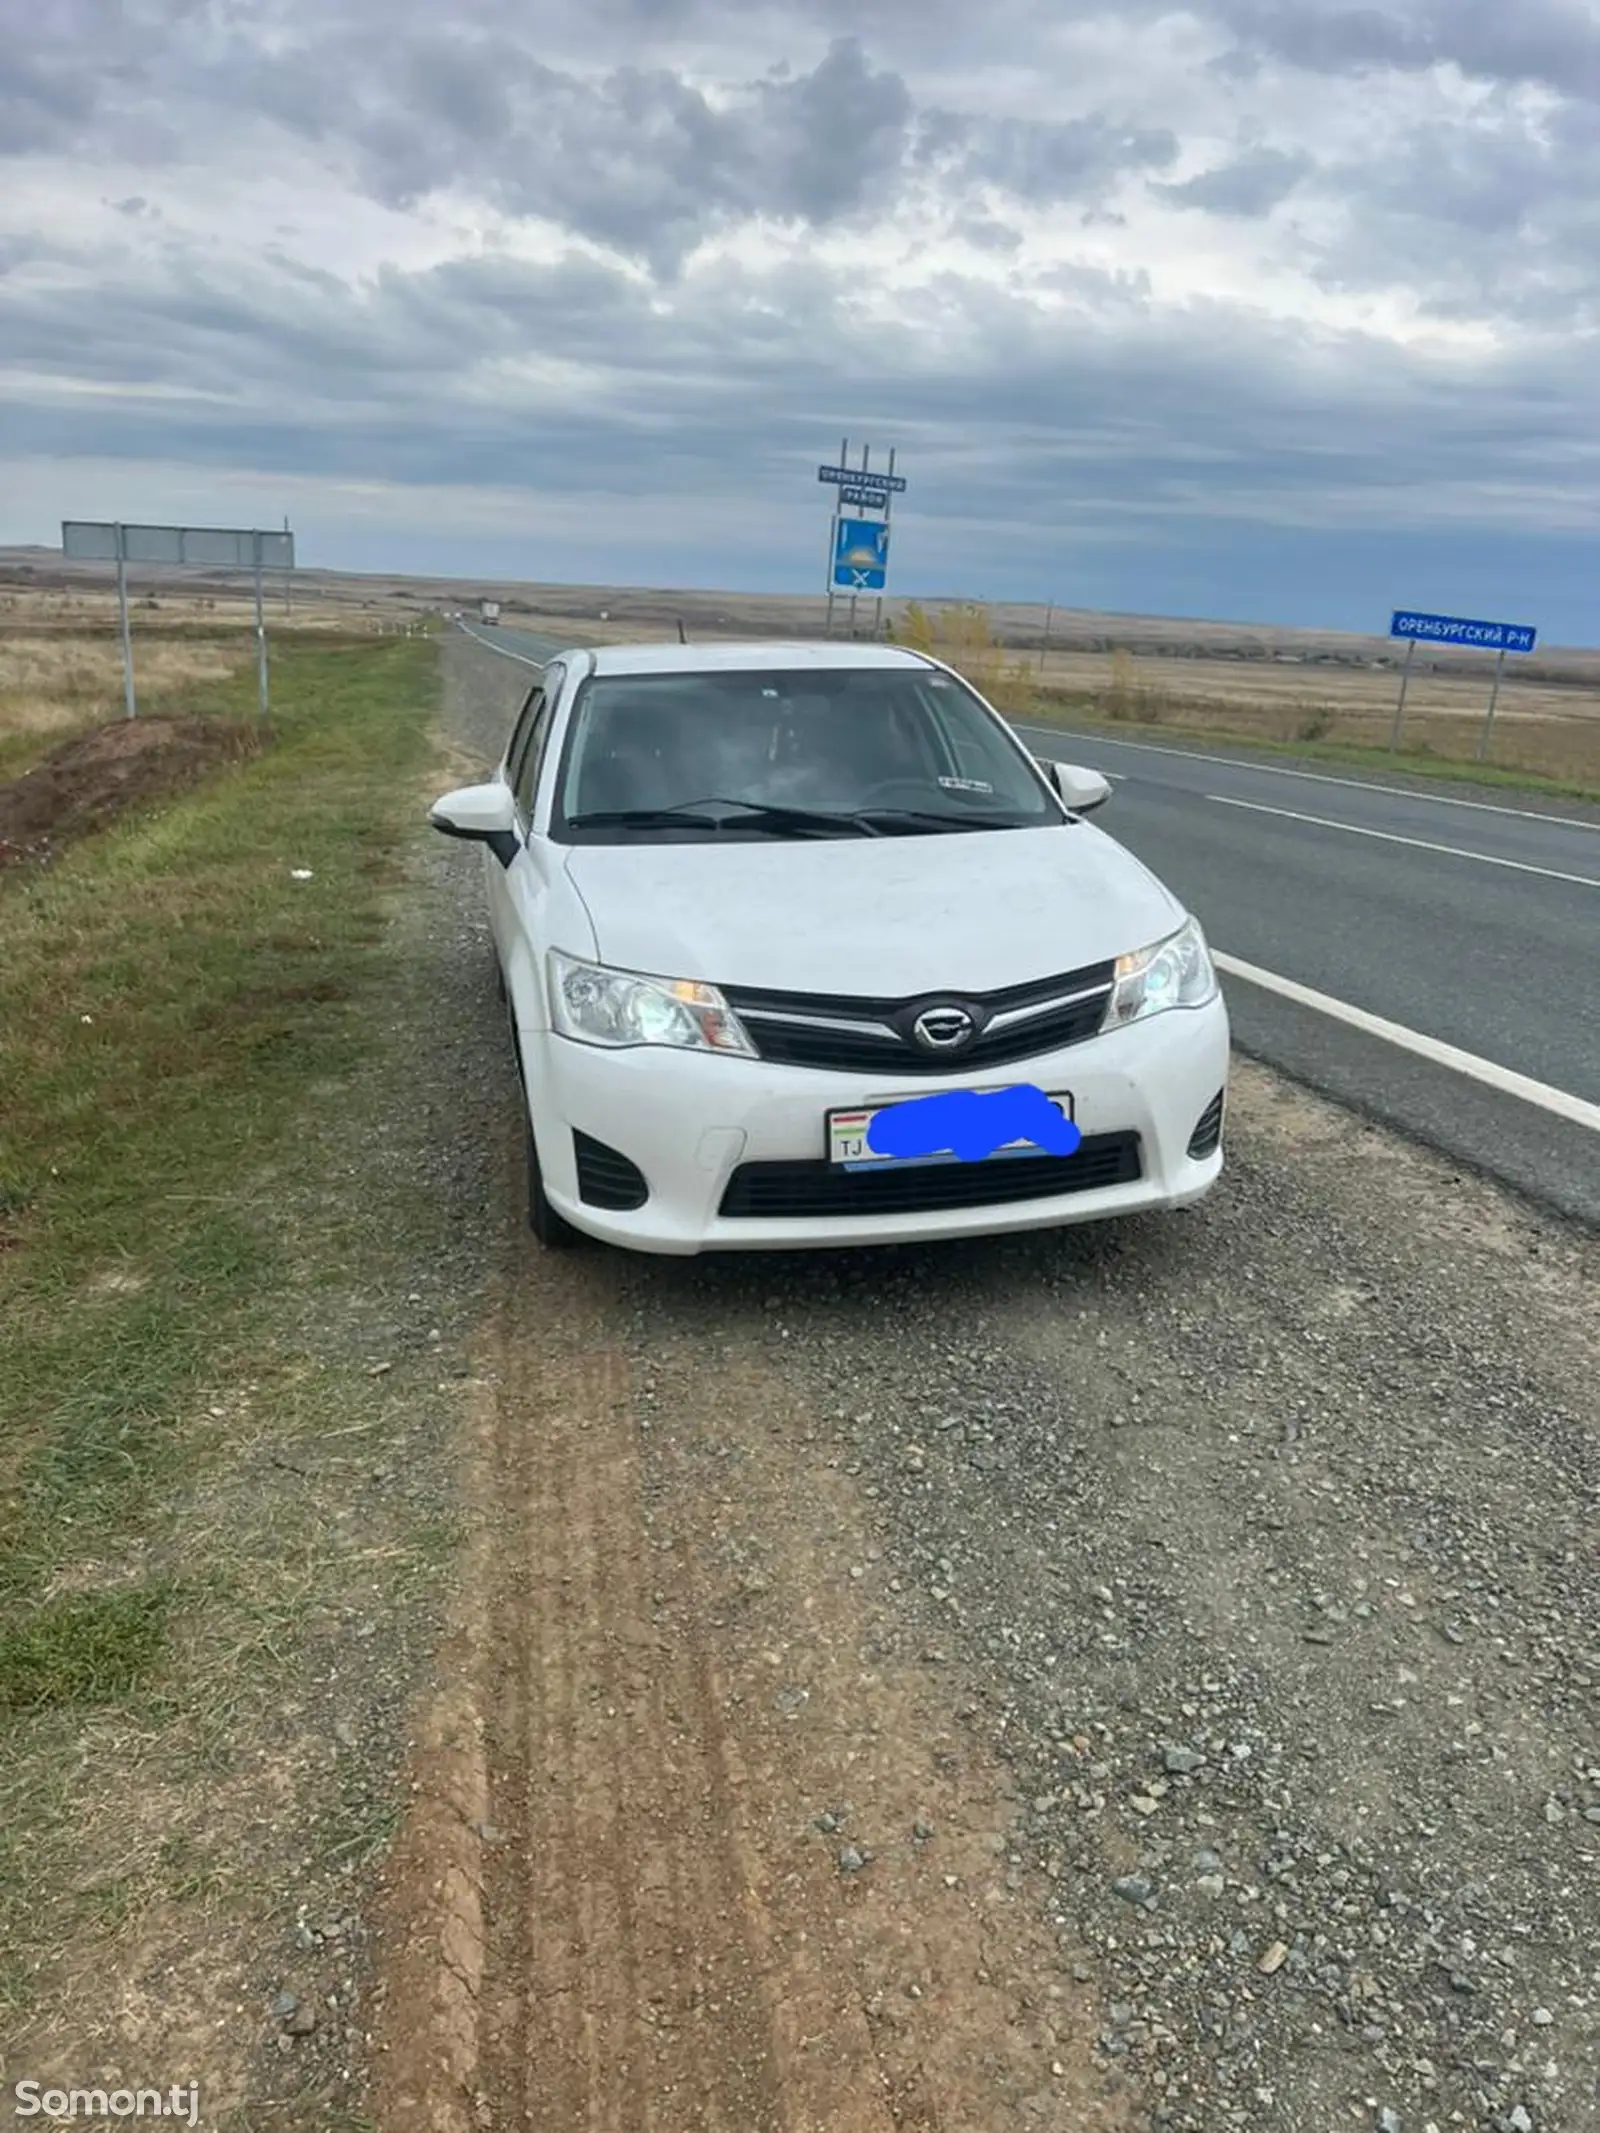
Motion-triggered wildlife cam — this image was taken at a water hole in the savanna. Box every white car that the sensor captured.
[430,640,1228,1255]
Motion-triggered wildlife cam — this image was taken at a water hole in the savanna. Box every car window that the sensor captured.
[518,664,564,822]
[504,683,546,801]
[551,666,1059,840]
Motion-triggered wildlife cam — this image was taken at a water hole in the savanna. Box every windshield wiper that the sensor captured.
[566,807,727,831]
[567,799,881,838]
[853,808,1028,833]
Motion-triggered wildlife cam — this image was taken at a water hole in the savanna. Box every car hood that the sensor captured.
[560,824,1186,993]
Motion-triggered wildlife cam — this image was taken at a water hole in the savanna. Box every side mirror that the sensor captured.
[428,781,520,867]
[1044,760,1112,815]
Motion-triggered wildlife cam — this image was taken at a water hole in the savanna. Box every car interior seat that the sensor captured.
[573,695,686,815]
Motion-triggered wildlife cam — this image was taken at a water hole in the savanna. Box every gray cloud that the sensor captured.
[920,111,1178,204]
[0,47,98,155]
[1215,0,1600,102]
[234,33,1170,269]
[4,238,1595,536]
[1156,146,1311,218]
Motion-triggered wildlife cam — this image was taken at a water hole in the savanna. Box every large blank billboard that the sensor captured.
[62,522,295,568]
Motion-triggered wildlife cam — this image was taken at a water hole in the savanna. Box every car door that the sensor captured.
[484,678,547,967]
[491,663,567,1020]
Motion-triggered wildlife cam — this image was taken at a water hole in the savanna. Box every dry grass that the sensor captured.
[893,600,1041,715]
[0,635,251,747]
[0,580,432,785]
[0,586,426,640]
[1018,649,1600,788]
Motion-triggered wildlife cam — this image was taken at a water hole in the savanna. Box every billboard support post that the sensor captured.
[875,445,897,638]
[253,531,270,725]
[848,443,870,637]
[113,524,137,719]
[823,434,846,639]
[1478,648,1507,762]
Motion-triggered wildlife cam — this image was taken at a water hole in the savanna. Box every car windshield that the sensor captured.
[552,665,1063,841]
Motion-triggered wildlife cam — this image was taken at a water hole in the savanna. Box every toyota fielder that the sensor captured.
[430,639,1229,1254]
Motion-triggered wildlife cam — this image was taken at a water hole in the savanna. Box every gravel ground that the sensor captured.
[432,635,1600,2133]
[609,1111,1600,2133]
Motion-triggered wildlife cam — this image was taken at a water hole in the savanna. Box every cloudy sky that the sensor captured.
[3,0,1599,638]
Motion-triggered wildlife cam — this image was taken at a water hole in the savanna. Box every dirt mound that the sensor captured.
[0,714,263,869]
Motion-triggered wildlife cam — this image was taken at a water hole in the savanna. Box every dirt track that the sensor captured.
[372,1190,1132,2133]
[364,638,1599,2133]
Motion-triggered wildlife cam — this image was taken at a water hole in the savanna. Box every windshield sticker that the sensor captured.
[938,775,994,794]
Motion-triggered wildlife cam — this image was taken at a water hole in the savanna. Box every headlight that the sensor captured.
[548,951,755,1055]
[1104,916,1218,1028]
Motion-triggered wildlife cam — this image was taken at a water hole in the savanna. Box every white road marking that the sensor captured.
[1014,724,1600,832]
[1207,794,1600,888]
[1214,952,1600,1133]
[457,621,547,667]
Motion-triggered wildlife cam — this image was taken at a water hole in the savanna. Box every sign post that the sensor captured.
[1387,609,1537,755]
[1479,648,1508,762]
[818,448,905,637]
[113,524,137,719]
[1389,638,1416,749]
[63,520,295,724]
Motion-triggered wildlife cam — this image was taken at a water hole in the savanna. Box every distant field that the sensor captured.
[484,594,1600,792]
[4,548,1596,788]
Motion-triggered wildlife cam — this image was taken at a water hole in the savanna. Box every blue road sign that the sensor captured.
[1391,609,1537,654]
[833,517,890,592]
[819,463,907,493]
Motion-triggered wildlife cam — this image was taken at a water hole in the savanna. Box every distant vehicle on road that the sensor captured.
[430,642,1228,1254]
[479,600,501,624]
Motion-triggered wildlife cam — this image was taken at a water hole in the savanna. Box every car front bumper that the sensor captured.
[525,995,1230,1255]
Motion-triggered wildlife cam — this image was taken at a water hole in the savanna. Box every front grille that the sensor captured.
[1187,1091,1225,1159]
[718,1131,1142,1220]
[722,959,1115,1075]
[572,1131,648,1210]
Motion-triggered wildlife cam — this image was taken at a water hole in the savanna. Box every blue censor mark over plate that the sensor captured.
[866,1086,1082,1164]
[1390,610,1537,655]
[833,517,890,592]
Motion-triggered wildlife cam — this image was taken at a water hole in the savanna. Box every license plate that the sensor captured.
[827,1088,1075,1170]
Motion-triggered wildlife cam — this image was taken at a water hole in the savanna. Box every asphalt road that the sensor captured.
[1017,723,1600,1227]
[464,622,1600,1226]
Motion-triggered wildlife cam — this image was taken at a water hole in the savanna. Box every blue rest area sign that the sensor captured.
[833,517,890,592]
[1391,609,1537,655]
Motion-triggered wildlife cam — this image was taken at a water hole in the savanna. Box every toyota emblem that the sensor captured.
[912,1005,976,1052]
